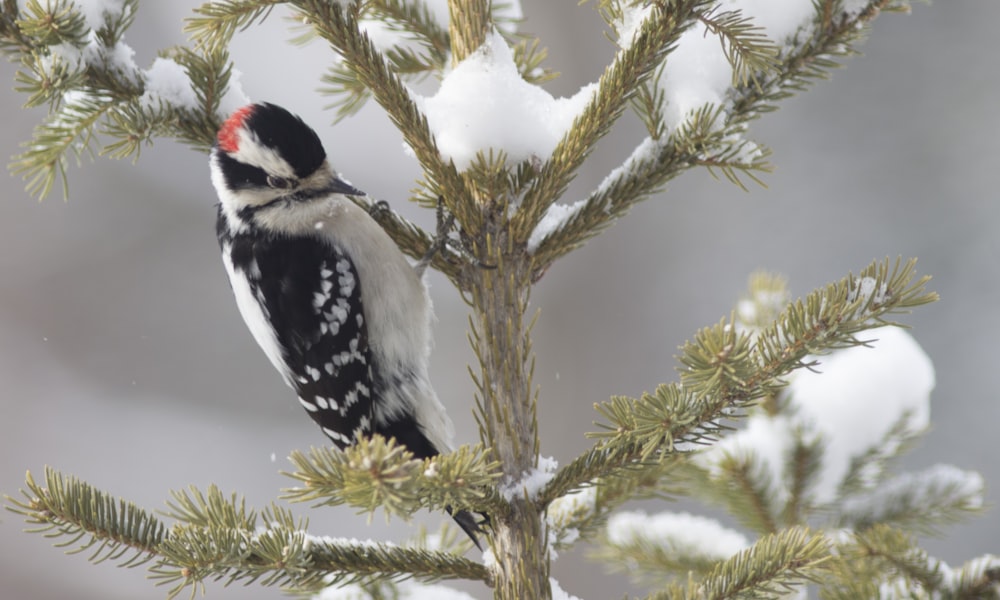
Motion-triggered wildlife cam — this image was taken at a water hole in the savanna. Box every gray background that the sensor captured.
[1,1,996,598]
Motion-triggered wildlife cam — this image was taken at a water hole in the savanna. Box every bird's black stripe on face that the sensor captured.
[215,150,269,191]
[230,182,358,224]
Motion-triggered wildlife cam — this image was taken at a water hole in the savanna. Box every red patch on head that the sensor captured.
[217,104,256,153]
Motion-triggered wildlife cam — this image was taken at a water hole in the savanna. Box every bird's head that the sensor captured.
[210,103,364,228]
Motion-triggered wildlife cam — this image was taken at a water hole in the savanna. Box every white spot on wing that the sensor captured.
[335,258,356,297]
[331,299,348,323]
[322,426,352,446]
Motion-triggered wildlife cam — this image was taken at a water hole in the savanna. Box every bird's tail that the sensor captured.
[448,506,489,551]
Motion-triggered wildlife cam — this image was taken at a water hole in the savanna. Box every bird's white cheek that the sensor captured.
[231,129,297,178]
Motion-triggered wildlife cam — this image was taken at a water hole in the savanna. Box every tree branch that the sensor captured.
[529,0,896,274]
[515,0,711,245]
[5,467,492,600]
[447,0,488,64]
[291,0,474,225]
[540,258,936,506]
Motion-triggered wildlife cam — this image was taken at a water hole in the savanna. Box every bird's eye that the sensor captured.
[267,175,295,189]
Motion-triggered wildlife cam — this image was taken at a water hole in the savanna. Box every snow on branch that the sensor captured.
[414,30,595,173]
[5,0,249,198]
[515,0,713,243]
[527,0,903,271]
[660,527,831,599]
[597,510,751,582]
[540,258,934,509]
[835,465,985,534]
[679,258,936,402]
[292,0,474,220]
[831,525,1000,597]
[498,455,558,502]
[697,326,936,510]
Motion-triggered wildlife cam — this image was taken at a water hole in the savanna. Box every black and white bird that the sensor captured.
[209,102,482,546]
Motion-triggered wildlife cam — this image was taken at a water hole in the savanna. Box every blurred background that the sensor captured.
[1,1,997,598]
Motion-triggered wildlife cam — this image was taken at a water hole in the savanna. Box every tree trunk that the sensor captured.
[466,220,549,599]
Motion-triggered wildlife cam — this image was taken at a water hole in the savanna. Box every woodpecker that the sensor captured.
[209,102,482,547]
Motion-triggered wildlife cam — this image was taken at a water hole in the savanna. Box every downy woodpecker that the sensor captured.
[209,102,482,547]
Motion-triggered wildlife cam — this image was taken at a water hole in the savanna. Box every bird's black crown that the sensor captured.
[240,103,327,178]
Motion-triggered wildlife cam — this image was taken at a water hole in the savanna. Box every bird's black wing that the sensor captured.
[232,230,374,448]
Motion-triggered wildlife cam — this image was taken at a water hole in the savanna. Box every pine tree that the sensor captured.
[2,1,996,599]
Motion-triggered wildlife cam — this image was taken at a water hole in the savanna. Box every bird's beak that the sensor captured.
[330,176,365,197]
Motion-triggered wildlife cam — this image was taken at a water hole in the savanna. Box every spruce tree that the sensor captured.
[2,1,996,599]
